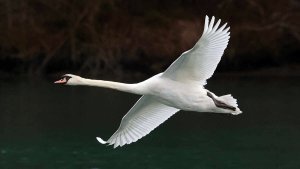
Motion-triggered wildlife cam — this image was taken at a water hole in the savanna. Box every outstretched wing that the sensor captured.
[96,95,179,148]
[162,16,230,85]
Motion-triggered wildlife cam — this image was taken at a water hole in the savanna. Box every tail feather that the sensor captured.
[219,94,242,115]
[219,94,238,108]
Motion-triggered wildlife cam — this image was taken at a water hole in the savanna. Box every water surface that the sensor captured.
[0,76,299,169]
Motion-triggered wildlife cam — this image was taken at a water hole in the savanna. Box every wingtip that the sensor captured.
[205,15,209,23]
[224,26,230,33]
[203,15,209,33]
[96,137,107,144]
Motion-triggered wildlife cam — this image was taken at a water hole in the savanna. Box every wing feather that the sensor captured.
[97,96,179,148]
[162,16,230,85]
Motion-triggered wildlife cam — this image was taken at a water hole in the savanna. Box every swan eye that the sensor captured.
[62,75,72,81]
[54,75,72,84]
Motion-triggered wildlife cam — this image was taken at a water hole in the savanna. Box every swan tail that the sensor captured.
[96,137,107,144]
[219,94,242,115]
[219,94,238,108]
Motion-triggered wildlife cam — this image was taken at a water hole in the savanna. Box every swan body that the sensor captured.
[55,16,242,148]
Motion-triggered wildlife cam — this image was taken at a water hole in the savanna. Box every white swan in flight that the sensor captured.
[55,16,242,148]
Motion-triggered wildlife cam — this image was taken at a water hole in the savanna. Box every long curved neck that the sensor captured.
[79,78,145,95]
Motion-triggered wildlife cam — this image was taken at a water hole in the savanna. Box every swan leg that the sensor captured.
[207,92,236,111]
[231,107,242,115]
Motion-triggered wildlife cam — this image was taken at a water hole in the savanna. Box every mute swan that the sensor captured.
[55,16,242,148]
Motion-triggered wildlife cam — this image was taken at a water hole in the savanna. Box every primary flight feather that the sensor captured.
[55,16,242,148]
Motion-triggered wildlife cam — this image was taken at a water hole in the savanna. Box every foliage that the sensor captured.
[0,0,299,77]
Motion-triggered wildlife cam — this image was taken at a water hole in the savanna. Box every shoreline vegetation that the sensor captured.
[0,64,299,82]
[0,0,299,79]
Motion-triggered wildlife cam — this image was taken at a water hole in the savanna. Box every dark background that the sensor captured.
[0,0,299,79]
[0,1,300,169]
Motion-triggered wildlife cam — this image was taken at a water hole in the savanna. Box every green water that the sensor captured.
[0,76,299,169]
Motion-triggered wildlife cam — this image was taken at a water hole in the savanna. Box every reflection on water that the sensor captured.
[0,76,299,169]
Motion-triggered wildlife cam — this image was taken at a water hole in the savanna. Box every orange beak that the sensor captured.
[54,77,67,84]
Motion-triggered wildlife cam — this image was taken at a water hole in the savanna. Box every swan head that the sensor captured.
[54,74,84,85]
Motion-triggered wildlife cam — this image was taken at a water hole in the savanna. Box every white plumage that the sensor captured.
[163,16,230,85]
[100,96,179,148]
[55,16,242,148]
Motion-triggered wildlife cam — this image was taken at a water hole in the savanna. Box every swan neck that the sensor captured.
[80,78,143,95]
